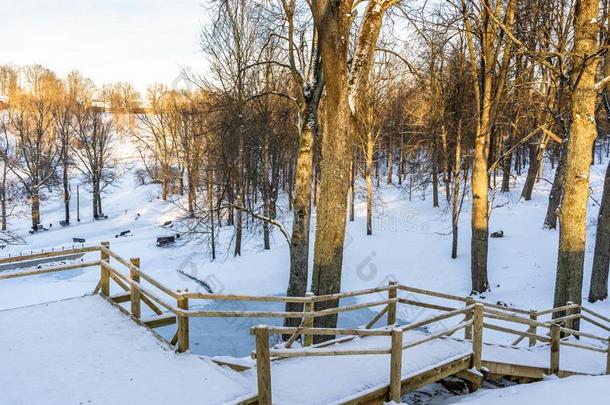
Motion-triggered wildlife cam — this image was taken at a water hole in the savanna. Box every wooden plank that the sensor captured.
[472,304,483,370]
[550,323,560,375]
[387,281,397,325]
[303,292,314,347]
[364,305,388,329]
[0,260,99,280]
[337,355,471,405]
[252,326,272,405]
[130,257,141,319]
[310,286,390,303]
[109,292,131,304]
[177,293,189,353]
[483,322,550,343]
[398,284,467,303]
[482,360,545,379]
[528,310,538,346]
[606,338,610,375]
[101,245,178,299]
[268,347,391,358]
[399,306,471,333]
[465,297,474,340]
[389,328,403,402]
[264,326,392,337]
[0,252,86,272]
[0,245,99,265]
[143,313,177,329]
[100,241,110,296]
[397,298,456,312]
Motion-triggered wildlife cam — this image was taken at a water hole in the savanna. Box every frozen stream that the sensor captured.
[157,297,384,357]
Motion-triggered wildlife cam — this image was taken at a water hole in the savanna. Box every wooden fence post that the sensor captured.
[606,338,610,375]
[565,301,574,334]
[130,257,141,319]
[465,297,475,340]
[550,323,560,375]
[388,281,398,326]
[528,310,537,347]
[253,326,272,405]
[100,241,110,296]
[303,292,314,347]
[177,291,189,353]
[471,303,483,370]
[389,328,403,402]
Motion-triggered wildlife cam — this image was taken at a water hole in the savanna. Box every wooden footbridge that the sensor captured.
[2,243,610,404]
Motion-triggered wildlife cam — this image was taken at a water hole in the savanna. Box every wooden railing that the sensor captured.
[2,243,610,404]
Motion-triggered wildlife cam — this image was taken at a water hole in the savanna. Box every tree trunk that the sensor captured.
[432,134,440,208]
[386,139,393,184]
[366,132,374,235]
[553,0,599,324]
[31,191,40,230]
[452,123,462,259]
[63,153,70,224]
[589,160,610,302]
[1,165,7,231]
[285,124,315,328]
[544,138,568,228]
[208,166,216,261]
[262,133,271,251]
[349,151,355,222]
[521,138,542,200]
[161,164,169,201]
[470,87,492,294]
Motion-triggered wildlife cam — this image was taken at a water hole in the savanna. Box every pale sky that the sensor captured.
[0,0,209,94]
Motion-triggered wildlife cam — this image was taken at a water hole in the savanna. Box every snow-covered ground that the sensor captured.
[0,295,254,405]
[2,138,610,403]
[443,375,610,404]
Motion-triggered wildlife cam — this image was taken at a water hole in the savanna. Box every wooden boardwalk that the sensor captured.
[1,243,609,404]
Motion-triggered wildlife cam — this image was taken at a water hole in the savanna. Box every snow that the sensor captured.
[0,295,254,405]
[443,375,610,404]
[2,138,610,402]
[242,331,472,404]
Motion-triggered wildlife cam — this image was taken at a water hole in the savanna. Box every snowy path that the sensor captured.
[0,295,254,405]
[244,332,607,404]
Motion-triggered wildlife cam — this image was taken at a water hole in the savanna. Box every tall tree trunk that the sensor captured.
[208,166,216,261]
[386,138,393,184]
[31,190,40,230]
[366,131,374,235]
[589,159,610,302]
[432,133,440,208]
[285,121,316,328]
[452,123,462,259]
[349,150,355,222]
[63,154,70,224]
[470,76,492,294]
[553,0,599,324]
[1,165,7,231]
[161,163,169,201]
[544,138,568,228]
[262,133,271,251]
[521,137,542,200]
[310,0,393,337]
[234,139,244,257]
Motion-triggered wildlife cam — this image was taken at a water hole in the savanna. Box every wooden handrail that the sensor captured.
[0,245,99,265]
[398,306,474,333]
[0,260,100,280]
[537,303,580,316]
[184,292,311,303]
[100,246,178,299]
[264,326,393,337]
[101,260,179,314]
